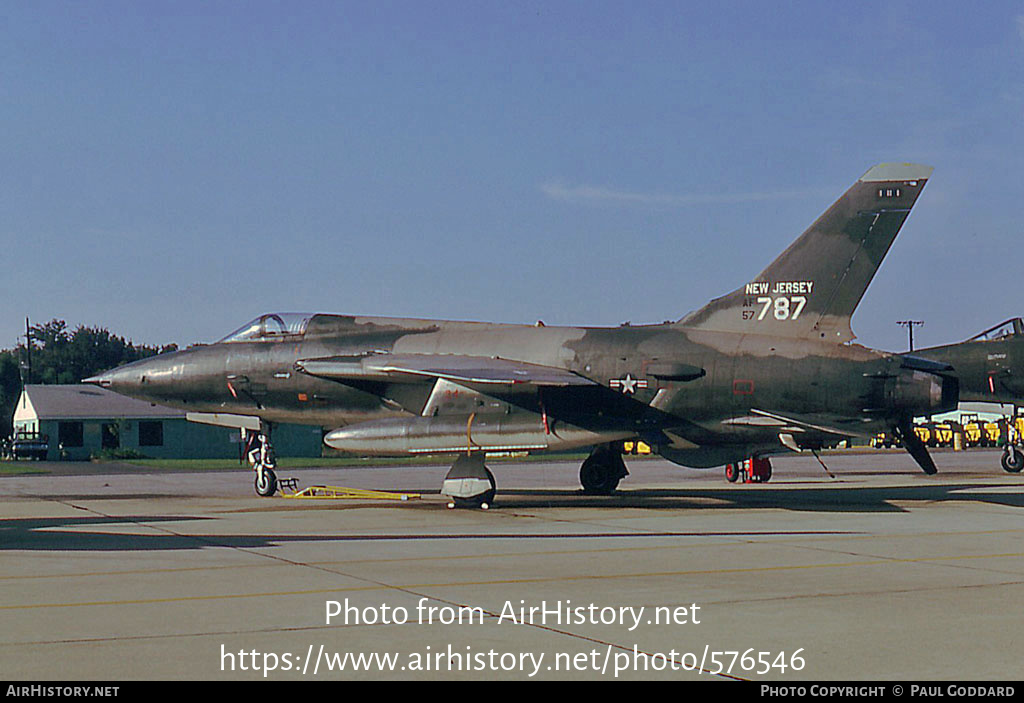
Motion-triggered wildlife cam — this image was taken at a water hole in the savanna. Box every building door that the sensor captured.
[101,423,120,450]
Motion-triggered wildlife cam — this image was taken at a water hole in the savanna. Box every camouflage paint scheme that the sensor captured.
[89,164,955,476]
[915,318,1024,405]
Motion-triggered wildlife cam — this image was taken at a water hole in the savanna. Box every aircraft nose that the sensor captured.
[82,372,108,386]
[83,363,143,392]
[82,354,178,397]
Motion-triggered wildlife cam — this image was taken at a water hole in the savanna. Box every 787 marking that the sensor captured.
[754,295,807,321]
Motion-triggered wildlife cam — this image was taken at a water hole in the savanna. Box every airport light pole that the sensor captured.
[896,320,924,352]
[19,317,32,387]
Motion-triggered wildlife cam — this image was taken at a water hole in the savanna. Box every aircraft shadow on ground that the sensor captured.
[8,493,196,501]
[494,482,1024,512]
[1,482,1021,552]
[0,514,340,552]
[0,518,856,552]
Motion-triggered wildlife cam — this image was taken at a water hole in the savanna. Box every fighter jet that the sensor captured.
[87,163,955,506]
[915,318,1024,473]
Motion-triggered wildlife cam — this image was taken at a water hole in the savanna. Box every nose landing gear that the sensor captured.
[245,426,278,496]
[1001,444,1024,473]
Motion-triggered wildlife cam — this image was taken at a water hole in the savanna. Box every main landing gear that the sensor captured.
[442,454,497,509]
[579,444,629,495]
[441,442,632,509]
[724,457,772,483]
[245,425,278,496]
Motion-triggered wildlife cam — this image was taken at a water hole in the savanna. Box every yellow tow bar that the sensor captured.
[278,478,419,501]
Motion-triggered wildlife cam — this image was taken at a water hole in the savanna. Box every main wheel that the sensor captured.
[724,463,740,483]
[1001,449,1024,473]
[580,458,621,494]
[255,468,278,496]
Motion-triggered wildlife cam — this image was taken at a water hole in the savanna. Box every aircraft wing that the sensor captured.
[297,354,598,387]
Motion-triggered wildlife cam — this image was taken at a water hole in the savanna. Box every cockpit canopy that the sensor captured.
[218,313,312,343]
[967,318,1024,342]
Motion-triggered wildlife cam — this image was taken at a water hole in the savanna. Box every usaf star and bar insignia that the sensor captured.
[610,373,649,394]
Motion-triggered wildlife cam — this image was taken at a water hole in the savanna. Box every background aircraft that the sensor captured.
[87,163,955,507]
[915,318,1024,473]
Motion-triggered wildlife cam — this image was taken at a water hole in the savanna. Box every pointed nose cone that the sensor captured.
[82,371,114,387]
[82,354,179,400]
[82,363,144,394]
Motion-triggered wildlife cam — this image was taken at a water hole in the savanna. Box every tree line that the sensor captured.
[0,320,177,438]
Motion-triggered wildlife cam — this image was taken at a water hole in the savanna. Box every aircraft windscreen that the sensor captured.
[968,318,1024,342]
[218,313,312,343]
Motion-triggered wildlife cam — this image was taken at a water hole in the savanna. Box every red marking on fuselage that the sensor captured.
[733,379,755,395]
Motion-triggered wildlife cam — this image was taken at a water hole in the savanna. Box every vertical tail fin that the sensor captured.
[679,163,932,342]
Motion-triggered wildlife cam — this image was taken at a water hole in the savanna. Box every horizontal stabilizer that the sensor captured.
[748,409,857,439]
[900,355,954,374]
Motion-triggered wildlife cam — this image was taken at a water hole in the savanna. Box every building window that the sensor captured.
[139,421,164,447]
[58,422,84,448]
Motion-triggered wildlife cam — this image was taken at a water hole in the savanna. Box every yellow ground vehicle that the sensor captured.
[963,422,989,447]
[961,413,985,447]
[870,415,1024,453]
[983,422,1002,446]
[957,416,1008,448]
[913,425,931,446]
[930,422,955,447]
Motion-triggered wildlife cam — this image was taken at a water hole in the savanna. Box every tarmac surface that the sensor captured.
[2,450,1023,681]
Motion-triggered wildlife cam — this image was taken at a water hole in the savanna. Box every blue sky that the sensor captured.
[2,1,1023,352]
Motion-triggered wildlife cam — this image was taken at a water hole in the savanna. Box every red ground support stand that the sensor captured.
[724,457,773,483]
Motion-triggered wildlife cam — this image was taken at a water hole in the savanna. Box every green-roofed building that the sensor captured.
[12,385,322,461]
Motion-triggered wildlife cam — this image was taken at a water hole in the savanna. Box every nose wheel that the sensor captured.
[1001,445,1024,473]
[255,467,278,496]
